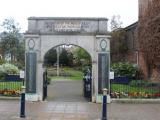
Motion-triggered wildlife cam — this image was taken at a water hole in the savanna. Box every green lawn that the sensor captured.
[48,67,83,80]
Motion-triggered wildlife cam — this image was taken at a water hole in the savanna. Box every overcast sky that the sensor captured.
[0,0,138,32]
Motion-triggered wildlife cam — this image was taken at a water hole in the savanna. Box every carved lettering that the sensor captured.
[44,21,90,32]
[54,21,81,32]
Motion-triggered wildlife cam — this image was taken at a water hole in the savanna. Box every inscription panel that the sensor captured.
[26,51,37,93]
[98,53,109,94]
[43,20,91,33]
[27,17,108,34]
[54,21,81,32]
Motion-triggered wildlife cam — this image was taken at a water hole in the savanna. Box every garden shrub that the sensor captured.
[1,63,19,75]
[0,59,5,65]
[82,66,91,74]
[129,80,149,87]
[47,77,51,85]
[111,62,138,79]
[0,65,6,79]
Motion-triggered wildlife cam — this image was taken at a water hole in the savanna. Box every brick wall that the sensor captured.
[139,0,149,19]
[138,0,160,80]
[139,0,160,20]
[138,52,148,79]
[125,51,138,64]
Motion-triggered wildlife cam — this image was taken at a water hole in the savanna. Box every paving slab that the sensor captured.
[47,80,88,102]
[0,100,160,120]
[0,80,160,120]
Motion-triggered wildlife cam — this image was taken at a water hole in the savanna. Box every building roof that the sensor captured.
[124,22,138,31]
[28,17,108,21]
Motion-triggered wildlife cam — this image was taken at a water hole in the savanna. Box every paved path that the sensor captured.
[0,100,160,120]
[1,80,160,120]
[47,80,88,102]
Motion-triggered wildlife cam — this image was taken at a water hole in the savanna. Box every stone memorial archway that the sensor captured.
[25,17,110,102]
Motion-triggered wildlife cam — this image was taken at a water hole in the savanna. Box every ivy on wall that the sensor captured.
[137,0,160,81]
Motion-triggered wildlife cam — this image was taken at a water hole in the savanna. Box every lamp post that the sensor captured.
[102,88,108,120]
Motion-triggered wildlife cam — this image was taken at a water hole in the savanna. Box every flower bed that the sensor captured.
[111,83,160,98]
[111,91,160,98]
[0,89,21,96]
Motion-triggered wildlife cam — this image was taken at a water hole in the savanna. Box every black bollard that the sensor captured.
[102,88,108,120]
[20,86,26,118]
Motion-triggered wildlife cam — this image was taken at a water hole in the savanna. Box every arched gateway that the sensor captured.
[25,17,110,102]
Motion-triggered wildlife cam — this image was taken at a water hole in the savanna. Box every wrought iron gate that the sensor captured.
[43,70,48,101]
[83,69,92,101]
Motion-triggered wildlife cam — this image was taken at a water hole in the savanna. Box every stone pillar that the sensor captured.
[91,59,98,102]
[36,61,43,101]
[95,35,110,103]
[25,35,41,101]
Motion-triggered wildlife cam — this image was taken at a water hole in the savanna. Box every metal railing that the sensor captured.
[110,77,160,99]
[0,79,23,96]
